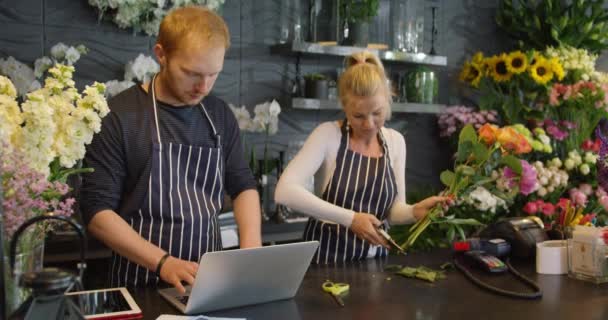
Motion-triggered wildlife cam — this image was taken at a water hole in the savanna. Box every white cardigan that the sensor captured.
[275,121,415,227]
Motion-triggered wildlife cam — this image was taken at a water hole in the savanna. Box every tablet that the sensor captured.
[64,287,142,320]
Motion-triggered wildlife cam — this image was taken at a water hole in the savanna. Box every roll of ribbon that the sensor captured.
[536,240,568,275]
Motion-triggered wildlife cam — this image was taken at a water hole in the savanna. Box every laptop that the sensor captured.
[159,241,319,314]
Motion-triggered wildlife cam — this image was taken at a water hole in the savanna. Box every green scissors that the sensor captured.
[322,280,349,307]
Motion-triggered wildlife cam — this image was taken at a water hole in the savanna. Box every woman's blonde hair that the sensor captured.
[157,6,230,56]
[338,51,392,119]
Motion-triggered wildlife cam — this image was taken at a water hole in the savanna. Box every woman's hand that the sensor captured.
[159,256,199,294]
[350,213,389,248]
[413,196,452,221]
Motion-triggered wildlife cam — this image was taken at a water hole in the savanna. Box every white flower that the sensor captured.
[50,43,69,60]
[64,47,81,65]
[268,99,281,117]
[229,104,253,131]
[104,79,135,98]
[124,54,159,83]
[88,0,224,36]
[464,186,506,213]
[34,56,53,78]
[250,100,281,134]
[0,56,41,96]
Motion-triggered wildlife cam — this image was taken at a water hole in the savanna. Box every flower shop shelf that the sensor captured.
[272,41,447,67]
[292,98,446,114]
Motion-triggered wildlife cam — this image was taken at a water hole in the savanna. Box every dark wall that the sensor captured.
[0,0,510,192]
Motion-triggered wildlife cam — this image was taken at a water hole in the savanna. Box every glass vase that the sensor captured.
[3,241,45,315]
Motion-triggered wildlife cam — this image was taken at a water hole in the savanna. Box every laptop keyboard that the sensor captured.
[178,295,189,305]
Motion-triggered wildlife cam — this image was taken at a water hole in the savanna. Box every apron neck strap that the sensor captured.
[149,73,221,148]
[341,119,392,161]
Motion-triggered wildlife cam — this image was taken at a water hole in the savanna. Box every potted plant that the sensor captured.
[304,73,329,99]
[339,0,380,47]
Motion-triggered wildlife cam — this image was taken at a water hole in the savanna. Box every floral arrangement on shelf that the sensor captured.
[229,100,281,177]
[105,53,160,98]
[88,0,225,36]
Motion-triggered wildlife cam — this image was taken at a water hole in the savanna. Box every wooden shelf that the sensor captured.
[272,41,447,67]
[292,98,446,114]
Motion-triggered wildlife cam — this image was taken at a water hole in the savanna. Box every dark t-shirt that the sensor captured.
[79,85,256,225]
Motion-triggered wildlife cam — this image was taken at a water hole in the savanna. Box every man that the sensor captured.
[80,6,261,293]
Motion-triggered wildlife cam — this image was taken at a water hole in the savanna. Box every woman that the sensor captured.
[275,52,446,264]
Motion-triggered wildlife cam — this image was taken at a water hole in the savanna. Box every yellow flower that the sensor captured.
[488,54,512,82]
[529,57,554,85]
[459,61,483,87]
[529,51,542,66]
[550,58,565,81]
[506,51,527,74]
[497,127,532,155]
[472,52,484,65]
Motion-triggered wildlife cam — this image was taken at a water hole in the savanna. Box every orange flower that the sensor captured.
[497,127,532,154]
[478,124,499,145]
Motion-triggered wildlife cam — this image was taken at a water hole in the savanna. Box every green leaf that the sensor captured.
[447,227,455,242]
[440,170,455,187]
[457,165,476,176]
[444,218,485,226]
[472,142,489,163]
[500,155,522,175]
[456,141,473,163]
[456,226,467,241]
[458,124,477,147]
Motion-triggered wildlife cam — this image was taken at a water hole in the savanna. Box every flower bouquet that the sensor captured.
[0,64,108,312]
[401,123,536,250]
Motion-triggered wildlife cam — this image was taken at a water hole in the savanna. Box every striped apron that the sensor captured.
[303,121,398,264]
[110,74,224,287]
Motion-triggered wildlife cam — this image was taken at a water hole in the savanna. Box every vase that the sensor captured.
[3,241,44,315]
[340,21,369,47]
[304,78,329,99]
[404,66,438,104]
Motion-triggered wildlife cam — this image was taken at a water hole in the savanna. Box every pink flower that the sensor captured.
[541,203,556,216]
[1,146,75,239]
[570,189,588,207]
[579,184,593,196]
[523,202,538,215]
[547,125,567,140]
[596,187,607,198]
[599,196,608,211]
[502,160,538,196]
[519,160,538,195]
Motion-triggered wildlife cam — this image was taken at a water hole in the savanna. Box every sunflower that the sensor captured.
[506,51,527,74]
[488,54,512,82]
[529,52,542,67]
[529,57,554,85]
[472,51,484,65]
[459,61,483,87]
[550,57,565,81]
